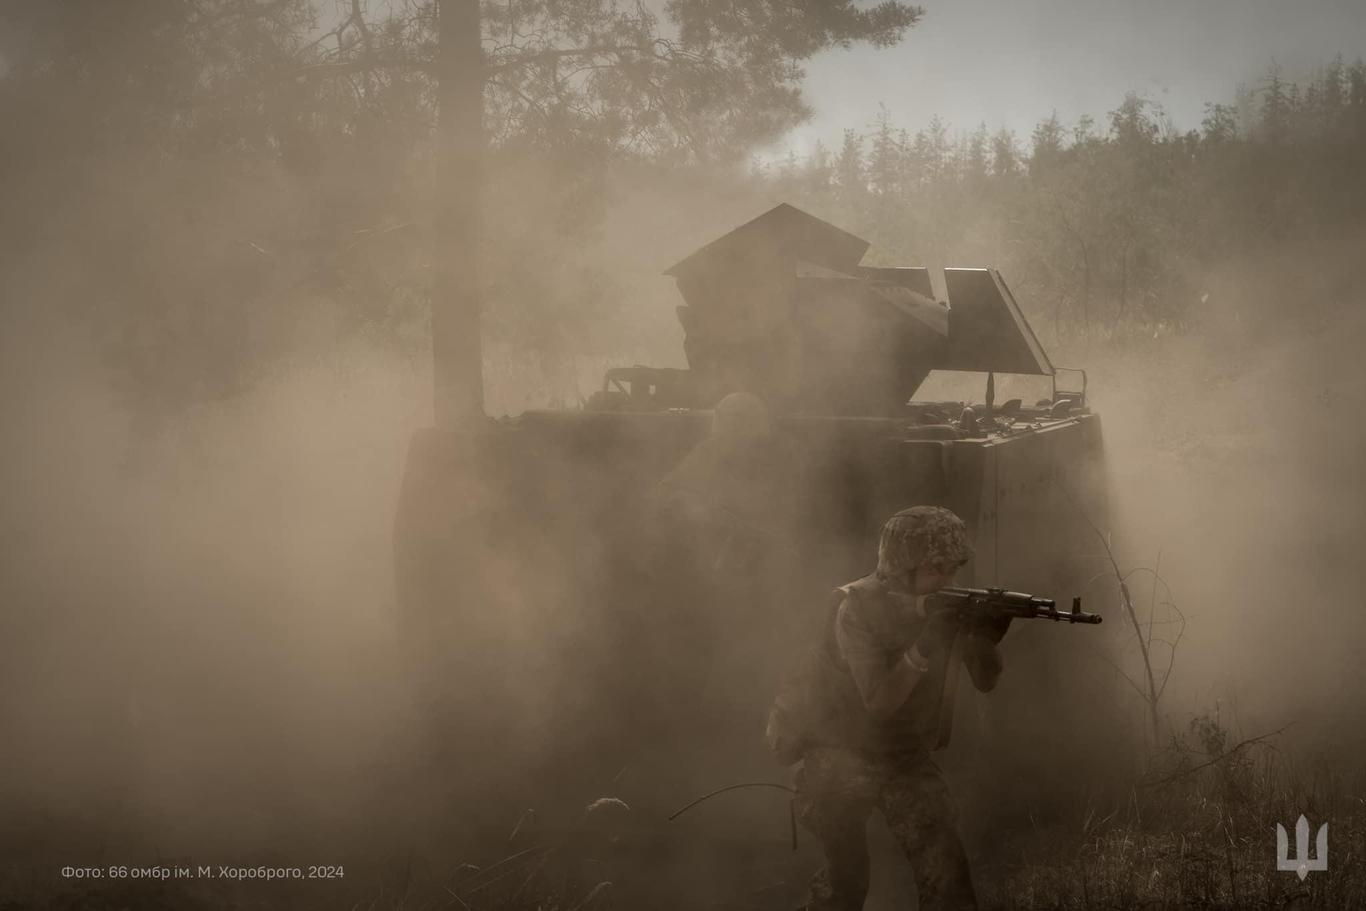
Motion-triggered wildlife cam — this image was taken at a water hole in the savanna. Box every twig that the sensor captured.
[567,882,612,911]
[188,0,294,29]
[280,55,434,82]
[1089,646,1149,702]
[1139,724,1294,788]
[442,886,473,910]
[1055,475,1163,739]
[1147,549,1162,654]
[1221,814,1239,907]
[457,844,553,892]
[1153,579,1185,704]
[668,782,796,820]
[509,853,550,902]
[507,808,535,842]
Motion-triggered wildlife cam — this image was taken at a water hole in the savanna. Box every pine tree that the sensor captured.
[991,128,1019,177]
[1108,92,1159,147]
[868,107,904,198]
[1029,111,1066,175]
[1201,103,1238,144]
[1260,62,1290,142]
[1072,113,1097,148]
[1349,60,1366,139]
[835,128,867,212]
[1316,55,1346,136]
[807,140,835,197]
[965,122,990,182]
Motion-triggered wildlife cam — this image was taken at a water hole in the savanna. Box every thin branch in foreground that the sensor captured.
[1139,724,1294,788]
[1055,475,1163,739]
[1089,647,1149,702]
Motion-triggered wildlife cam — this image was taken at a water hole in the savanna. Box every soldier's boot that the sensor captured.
[799,853,870,911]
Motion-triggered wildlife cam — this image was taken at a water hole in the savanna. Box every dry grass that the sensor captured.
[3,715,1360,910]
[981,714,1365,910]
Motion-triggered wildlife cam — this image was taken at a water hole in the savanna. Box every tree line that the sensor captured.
[0,0,923,415]
[760,59,1366,345]
[1,1,1361,412]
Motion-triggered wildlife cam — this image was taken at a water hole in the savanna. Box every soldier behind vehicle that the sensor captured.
[649,392,811,764]
[656,391,805,578]
[766,506,1011,911]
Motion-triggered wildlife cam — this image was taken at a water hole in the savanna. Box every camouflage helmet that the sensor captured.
[876,506,973,577]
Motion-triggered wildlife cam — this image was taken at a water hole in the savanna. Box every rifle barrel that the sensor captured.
[931,587,1102,624]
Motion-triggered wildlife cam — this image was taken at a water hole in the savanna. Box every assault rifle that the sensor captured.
[926,587,1103,625]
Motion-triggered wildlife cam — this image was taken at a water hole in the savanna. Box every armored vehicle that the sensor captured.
[394,204,1114,908]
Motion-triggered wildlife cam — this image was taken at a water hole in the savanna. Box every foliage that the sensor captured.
[0,0,921,415]
[981,710,1363,910]
[757,59,1366,348]
[3,3,1362,415]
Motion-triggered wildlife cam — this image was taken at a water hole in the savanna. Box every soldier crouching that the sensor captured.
[767,506,1010,911]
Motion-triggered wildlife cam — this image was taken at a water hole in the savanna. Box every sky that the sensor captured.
[770,0,1366,156]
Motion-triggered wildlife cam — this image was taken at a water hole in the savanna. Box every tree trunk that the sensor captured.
[1079,240,1092,337]
[433,0,485,426]
[1117,242,1129,326]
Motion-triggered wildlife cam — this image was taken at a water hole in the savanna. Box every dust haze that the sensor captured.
[1,2,1364,909]
[5,181,1363,884]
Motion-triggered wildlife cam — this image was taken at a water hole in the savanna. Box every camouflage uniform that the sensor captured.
[768,507,990,911]
[649,393,808,769]
[794,748,975,911]
[656,392,799,577]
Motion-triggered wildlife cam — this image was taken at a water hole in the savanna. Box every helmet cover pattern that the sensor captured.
[876,506,973,577]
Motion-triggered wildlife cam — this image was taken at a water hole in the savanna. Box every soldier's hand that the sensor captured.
[913,607,961,660]
[967,612,1013,645]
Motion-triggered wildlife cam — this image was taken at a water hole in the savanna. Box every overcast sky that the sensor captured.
[770,0,1366,156]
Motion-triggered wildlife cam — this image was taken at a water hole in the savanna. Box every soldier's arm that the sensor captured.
[835,598,932,722]
[961,634,1003,692]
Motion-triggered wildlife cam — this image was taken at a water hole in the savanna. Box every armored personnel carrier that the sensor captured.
[393,204,1113,908]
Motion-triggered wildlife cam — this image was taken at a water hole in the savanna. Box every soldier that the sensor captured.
[766,506,1010,911]
[656,391,798,577]
[642,392,809,790]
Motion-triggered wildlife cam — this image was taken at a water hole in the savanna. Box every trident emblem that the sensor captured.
[1276,814,1328,880]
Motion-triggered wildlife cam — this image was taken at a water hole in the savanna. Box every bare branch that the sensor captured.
[1139,724,1294,788]
[279,55,434,81]
[188,0,296,30]
[1091,649,1152,703]
[487,37,709,77]
[1055,475,1163,740]
[1148,549,1162,654]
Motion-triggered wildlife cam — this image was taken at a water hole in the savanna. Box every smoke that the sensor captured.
[1055,233,1366,760]
[0,313,430,854]
[0,130,1362,911]
[0,166,781,881]
[910,229,1366,767]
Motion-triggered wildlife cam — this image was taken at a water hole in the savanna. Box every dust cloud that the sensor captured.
[0,178,1362,907]
[0,171,778,871]
[0,319,428,856]
[1071,237,1366,761]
